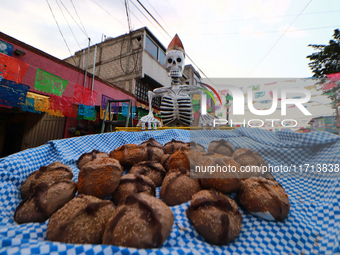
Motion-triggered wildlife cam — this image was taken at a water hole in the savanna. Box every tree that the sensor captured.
[307,29,340,134]
[307,29,340,78]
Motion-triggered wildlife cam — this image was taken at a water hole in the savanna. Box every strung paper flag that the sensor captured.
[0,79,30,107]
[84,112,97,121]
[111,102,119,114]
[252,85,260,91]
[101,94,113,110]
[78,103,96,119]
[73,84,98,106]
[254,91,265,99]
[34,97,50,113]
[260,100,271,104]
[0,53,28,83]
[322,82,337,91]
[47,109,64,117]
[50,95,68,112]
[269,91,273,98]
[66,104,78,119]
[34,69,68,96]
[121,102,136,118]
[0,40,14,56]
[22,97,41,113]
[78,109,97,121]
[326,73,340,81]
[194,112,199,119]
[50,95,76,117]
[101,102,119,114]
[100,108,110,120]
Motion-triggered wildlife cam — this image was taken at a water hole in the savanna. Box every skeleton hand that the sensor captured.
[137,112,162,130]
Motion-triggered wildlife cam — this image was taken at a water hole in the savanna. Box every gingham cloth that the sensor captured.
[1,128,340,255]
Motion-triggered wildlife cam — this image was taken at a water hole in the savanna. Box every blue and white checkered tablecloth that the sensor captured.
[1,128,340,254]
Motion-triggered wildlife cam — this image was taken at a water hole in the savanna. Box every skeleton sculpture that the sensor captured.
[137,34,219,130]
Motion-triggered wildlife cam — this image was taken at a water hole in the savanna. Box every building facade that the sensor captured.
[64,28,214,125]
[64,27,171,109]
[0,32,135,157]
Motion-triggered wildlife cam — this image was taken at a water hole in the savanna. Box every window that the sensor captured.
[159,49,165,65]
[194,73,200,85]
[145,35,166,66]
[135,79,161,107]
[145,35,158,60]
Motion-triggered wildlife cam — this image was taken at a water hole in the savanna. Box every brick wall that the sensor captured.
[64,29,144,94]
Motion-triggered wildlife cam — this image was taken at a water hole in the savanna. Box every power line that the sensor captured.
[247,0,313,77]
[128,0,169,41]
[120,0,144,27]
[91,0,127,30]
[46,0,77,65]
[144,0,174,35]
[170,9,340,27]
[135,0,213,82]
[70,0,89,37]
[55,0,82,50]
[124,0,132,32]
[182,25,340,36]
[58,0,87,38]
[136,0,171,38]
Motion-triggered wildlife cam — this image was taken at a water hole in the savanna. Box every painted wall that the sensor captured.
[0,32,136,139]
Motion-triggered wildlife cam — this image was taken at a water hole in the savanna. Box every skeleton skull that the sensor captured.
[165,50,185,78]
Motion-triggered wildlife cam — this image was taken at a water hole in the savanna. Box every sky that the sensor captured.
[1,0,339,78]
[1,0,339,126]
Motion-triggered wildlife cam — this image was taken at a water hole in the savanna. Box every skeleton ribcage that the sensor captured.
[160,95,192,126]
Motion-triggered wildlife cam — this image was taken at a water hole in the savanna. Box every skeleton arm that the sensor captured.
[137,88,168,130]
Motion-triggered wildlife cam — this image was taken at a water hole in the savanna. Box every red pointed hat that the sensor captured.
[166,34,185,54]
